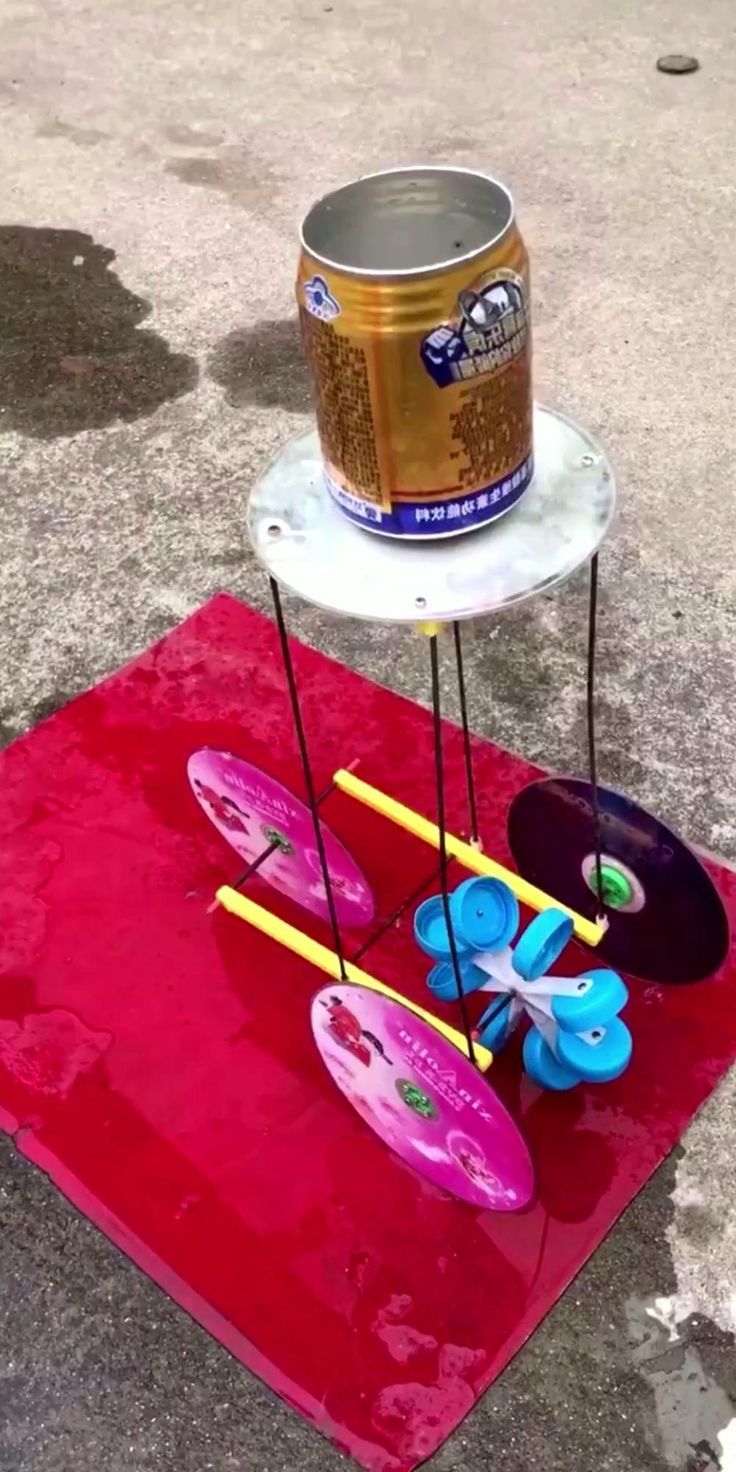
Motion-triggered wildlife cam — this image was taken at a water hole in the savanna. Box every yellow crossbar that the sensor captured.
[333,768,605,948]
[215,885,493,1071]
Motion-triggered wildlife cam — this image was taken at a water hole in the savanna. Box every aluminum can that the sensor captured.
[297,166,532,539]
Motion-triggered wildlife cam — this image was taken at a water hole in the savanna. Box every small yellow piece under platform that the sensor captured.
[216,885,493,1071]
[333,769,605,949]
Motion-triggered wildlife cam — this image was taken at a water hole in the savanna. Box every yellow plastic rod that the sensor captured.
[332,769,605,948]
[216,885,493,1071]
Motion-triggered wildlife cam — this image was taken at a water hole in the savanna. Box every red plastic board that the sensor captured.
[0,593,734,1472]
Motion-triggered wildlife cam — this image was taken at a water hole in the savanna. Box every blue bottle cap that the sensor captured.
[414,895,471,962]
[522,1026,581,1091]
[555,1016,633,1084]
[511,908,574,982]
[426,959,489,1001]
[449,876,519,952]
[476,996,515,1053]
[551,968,628,1033]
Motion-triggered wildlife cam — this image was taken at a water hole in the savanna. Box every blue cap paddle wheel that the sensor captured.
[555,1016,633,1083]
[448,876,519,952]
[551,968,628,1033]
[511,908,574,981]
[523,1027,581,1091]
[416,883,634,1095]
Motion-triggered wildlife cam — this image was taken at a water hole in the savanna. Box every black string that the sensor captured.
[586,553,605,919]
[208,832,280,913]
[352,862,448,964]
[453,621,480,845]
[477,992,513,1033]
[226,774,341,895]
[429,633,477,1068]
[270,578,348,979]
[228,838,279,890]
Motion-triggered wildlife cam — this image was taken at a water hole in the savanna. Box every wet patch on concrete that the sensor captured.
[678,1203,722,1247]
[427,133,480,153]
[431,1150,735,1472]
[28,690,77,726]
[0,715,17,749]
[626,1298,736,1470]
[0,226,198,438]
[164,123,224,148]
[0,685,88,748]
[35,117,107,146]
[664,1072,736,1341]
[143,608,177,644]
[165,146,280,208]
[209,318,312,413]
[456,570,632,777]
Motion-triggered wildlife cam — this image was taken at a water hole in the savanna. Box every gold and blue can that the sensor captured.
[297,166,532,539]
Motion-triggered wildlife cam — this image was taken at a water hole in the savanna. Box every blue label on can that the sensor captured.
[325,455,533,537]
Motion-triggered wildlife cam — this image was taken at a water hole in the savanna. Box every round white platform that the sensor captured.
[247,404,615,624]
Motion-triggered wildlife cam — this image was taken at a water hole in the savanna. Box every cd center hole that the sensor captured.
[587,860,635,910]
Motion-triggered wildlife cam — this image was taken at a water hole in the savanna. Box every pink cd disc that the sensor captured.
[188,749,374,927]
[311,984,534,1210]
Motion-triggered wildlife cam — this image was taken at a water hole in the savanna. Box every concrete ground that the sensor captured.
[1,0,735,1466]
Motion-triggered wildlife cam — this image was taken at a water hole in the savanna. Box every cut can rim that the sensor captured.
[299,165,517,280]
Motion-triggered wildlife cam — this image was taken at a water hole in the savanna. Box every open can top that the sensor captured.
[300,166,516,279]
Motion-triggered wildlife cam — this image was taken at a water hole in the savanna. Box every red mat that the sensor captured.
[1,593,735,1472]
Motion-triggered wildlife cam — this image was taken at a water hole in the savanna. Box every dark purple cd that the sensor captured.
[507,777,730,985]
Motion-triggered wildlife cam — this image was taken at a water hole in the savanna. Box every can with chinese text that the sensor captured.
[297,166,532,539]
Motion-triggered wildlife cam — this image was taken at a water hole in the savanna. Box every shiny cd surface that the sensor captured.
[311,984,534,1210]
[508,777,729,984]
